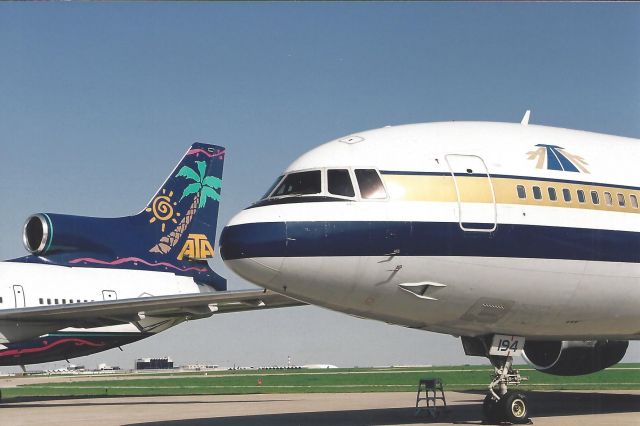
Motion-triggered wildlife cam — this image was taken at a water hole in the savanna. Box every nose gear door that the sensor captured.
[445,154,497,232]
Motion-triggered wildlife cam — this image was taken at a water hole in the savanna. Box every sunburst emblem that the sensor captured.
[146,189,181,233]
[527,144,589,173]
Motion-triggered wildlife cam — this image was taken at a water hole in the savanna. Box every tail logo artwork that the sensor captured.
[149,160,222,255]
[177,233,215,260]
[146,189,180,233]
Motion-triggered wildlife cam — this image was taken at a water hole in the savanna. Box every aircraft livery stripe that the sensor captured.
[380,170,640,191]
[381,173,640,214]
[220,221,640,263]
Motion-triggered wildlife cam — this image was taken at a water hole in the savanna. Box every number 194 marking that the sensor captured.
[489,334,525,357]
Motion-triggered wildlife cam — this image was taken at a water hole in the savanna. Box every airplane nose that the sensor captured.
[219,221,286,286]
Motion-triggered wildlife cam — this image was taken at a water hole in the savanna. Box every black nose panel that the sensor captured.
[219,222,287,260]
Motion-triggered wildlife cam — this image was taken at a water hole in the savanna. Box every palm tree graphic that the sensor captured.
[149,161,221,255]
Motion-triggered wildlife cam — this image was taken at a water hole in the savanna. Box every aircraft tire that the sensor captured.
[500,391,529,424]
[482,394,503,423]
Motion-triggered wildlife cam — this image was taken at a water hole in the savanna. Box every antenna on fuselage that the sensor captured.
[521,110,531,125]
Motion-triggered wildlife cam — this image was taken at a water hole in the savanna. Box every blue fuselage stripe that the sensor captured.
[219,221,640,263]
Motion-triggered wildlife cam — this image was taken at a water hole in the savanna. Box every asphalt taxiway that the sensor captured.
[5,390,640,425]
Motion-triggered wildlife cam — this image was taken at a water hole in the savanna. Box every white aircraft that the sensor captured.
[220,114,639,423]
[0,143,301,369]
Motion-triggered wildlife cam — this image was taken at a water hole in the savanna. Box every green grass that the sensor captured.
[3,364,639,401]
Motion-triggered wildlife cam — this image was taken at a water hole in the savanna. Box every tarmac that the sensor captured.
[4,390,640,426]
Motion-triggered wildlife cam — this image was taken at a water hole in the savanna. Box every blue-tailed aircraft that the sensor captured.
[0,144,302,368]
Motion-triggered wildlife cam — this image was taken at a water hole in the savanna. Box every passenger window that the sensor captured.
[261,175,283,199]
[55,298,59,304]
[273,171,321,197]
[577,190,586,203]
[355,169,387,199]
[548,187,557,201]
[562,188,571,202]
[591,191,600,205]
[39,298,43,304]
[618,193,626,207]
[516,185,526,199]
[47,298,51,305]
[631,194,638,209]
[532,186,542,200]
[328,169,355,197]
[604,192,613,206]
[62,299,66,304]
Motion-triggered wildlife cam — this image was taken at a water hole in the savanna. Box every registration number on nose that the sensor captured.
[489,334,525,357]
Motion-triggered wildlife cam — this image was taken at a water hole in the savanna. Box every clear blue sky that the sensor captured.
[1,3,639,371]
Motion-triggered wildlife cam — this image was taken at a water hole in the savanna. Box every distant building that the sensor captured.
[135,357,174,370]
[97,363,120,371]
[182,364,219,371]
[302,364,338,369]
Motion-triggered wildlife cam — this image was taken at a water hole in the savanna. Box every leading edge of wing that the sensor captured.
[0,289,306,322]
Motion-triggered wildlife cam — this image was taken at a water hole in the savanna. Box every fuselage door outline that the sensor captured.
[13,285,26,308]
[445,154,497,232]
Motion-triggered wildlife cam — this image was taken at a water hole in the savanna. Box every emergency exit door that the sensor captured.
[102,290,118,301]
[13,285,25,308]
[445,154,497,232]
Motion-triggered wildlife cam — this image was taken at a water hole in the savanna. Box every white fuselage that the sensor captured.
[0,261,205,343]
[221,121,640,340]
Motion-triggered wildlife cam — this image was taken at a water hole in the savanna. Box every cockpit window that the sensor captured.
[272,170,322,197]
[328,169,355,197]
[261,175,283,199]
[355,169,387,199]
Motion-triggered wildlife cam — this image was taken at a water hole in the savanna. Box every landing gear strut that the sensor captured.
[483,355,530,424]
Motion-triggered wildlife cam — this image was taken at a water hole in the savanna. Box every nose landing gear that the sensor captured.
[462,334,531,424]
[483,355,531,424]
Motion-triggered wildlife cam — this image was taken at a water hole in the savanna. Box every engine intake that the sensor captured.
[23,214,50,254]
[522,340,628,376]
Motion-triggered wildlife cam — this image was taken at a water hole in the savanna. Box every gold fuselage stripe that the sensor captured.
[381,173,640,214]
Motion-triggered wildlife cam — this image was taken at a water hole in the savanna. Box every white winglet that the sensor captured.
[521,110,531,125]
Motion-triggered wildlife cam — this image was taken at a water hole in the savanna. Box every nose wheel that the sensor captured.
[483,391,529,424]
[483,355,531,424]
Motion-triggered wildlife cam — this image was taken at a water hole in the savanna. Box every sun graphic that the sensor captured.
[145,189,181,233]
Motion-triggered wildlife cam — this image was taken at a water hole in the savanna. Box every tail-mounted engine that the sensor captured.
[23,213,114,256]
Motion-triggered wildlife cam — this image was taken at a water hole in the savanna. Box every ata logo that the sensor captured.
[527,144,589,173]
[177,233,214,260]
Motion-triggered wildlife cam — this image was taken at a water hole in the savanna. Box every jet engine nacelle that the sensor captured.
[23,213,117,256]
[522,340,628,376]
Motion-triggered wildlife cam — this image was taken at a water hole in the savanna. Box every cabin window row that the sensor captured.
[38,298,92,305]
[516,185,639,209]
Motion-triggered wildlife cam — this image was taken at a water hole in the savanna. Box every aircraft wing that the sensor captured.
[0,289,305,327]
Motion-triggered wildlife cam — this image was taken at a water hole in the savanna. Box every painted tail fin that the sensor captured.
[130,143,226,288]
[17,143,227,290]
[140,144,225,258]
